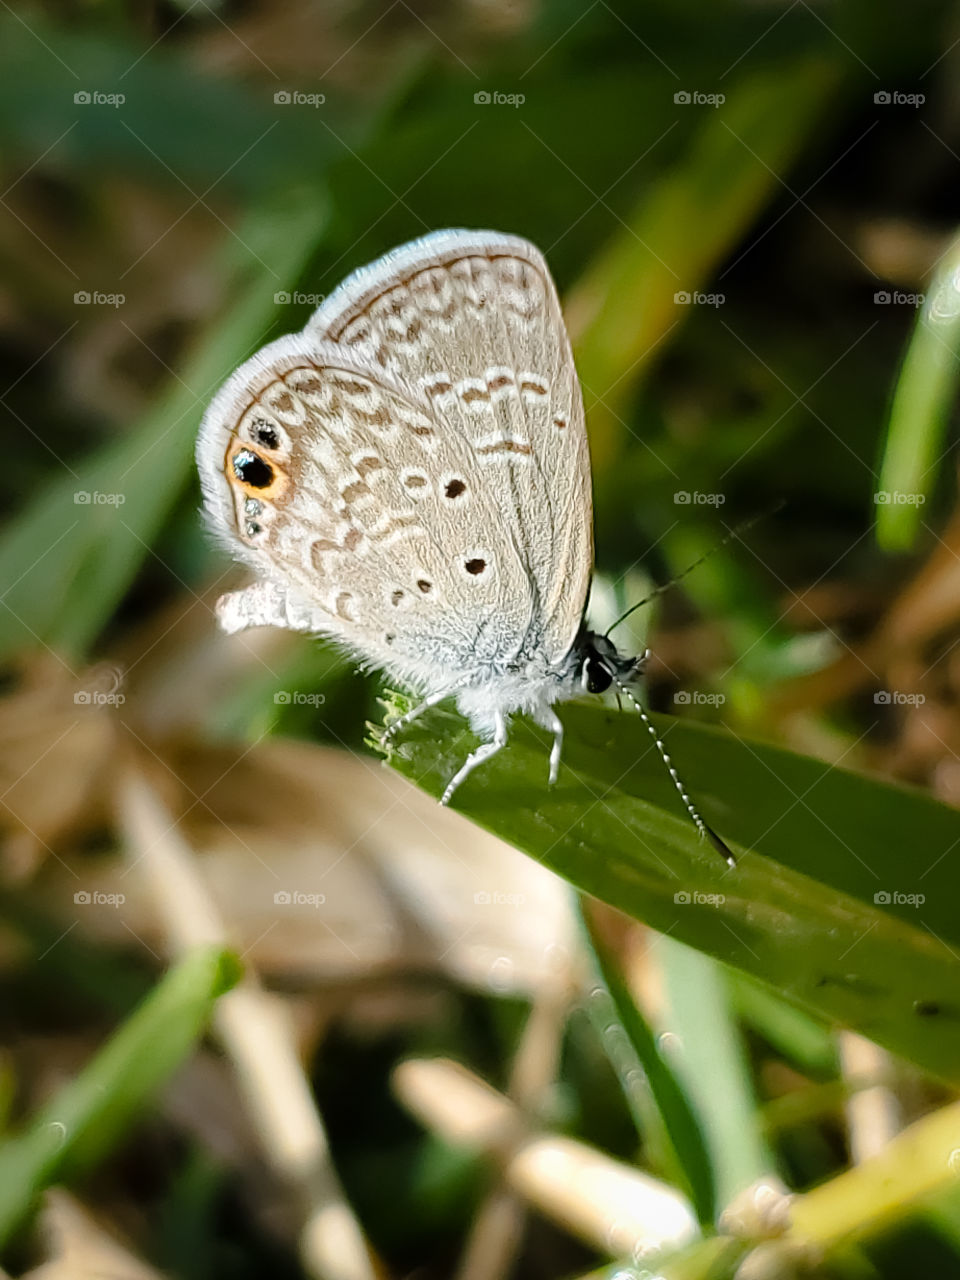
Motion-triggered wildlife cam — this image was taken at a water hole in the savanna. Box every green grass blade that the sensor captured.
[0,945,241,1247]
[385,704,960,1082]
[876,234,960,551]
[578,899,715,1224]
[566,58,843,470]
[729,972,837,1079]
[658,940,773,1211]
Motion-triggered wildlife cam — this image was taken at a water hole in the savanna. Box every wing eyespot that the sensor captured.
[233,450,273,489]
[228,442,289,510]
[252,419,280,449]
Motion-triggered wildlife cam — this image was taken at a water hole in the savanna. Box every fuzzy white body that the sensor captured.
[455,667,578,733]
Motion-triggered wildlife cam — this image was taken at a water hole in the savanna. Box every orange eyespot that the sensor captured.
[226,442,289,504]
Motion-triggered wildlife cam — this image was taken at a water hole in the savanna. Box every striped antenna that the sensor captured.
[613,676,736,867]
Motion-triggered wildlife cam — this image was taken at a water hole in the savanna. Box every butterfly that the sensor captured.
[197,229,734,864]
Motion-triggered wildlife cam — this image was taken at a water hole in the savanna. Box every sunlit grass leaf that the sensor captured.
[565,58,844,469]
[386,703,960,1082]
[579,903,716,1224]
[658,939,773,1209]
[876,233,960,551]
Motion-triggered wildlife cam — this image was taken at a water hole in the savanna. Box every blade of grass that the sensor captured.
[784,1099,960,1255]
[728,972,837,1079]
[0,944,241,1248]
[578,898,715,1225]
[384,703,960,1082]
[565,58,843,471]
[579,1101,960,1277]
[876,232,960,551]
[658,939,774,1212]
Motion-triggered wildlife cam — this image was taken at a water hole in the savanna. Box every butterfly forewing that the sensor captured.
[310,231,593,668]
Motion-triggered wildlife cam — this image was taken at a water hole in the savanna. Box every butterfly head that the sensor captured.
[577,631,646,695]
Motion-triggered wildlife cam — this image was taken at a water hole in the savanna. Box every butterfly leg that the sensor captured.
[382,674,475,748]
[382,687,452,748]
[529,704,564,784]
[544,708,563,785]
[441,712,508,806]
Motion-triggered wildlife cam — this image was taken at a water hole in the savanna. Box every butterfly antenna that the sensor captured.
[604,502,785,639]
[613,676,736,867]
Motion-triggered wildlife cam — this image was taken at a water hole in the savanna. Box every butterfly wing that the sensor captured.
[196,230,592,689]
[197,335,541,689]
[308,229,593,668]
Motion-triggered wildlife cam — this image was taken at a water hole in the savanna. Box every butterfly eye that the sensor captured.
[585,657,613,694]
[233,450,274,489]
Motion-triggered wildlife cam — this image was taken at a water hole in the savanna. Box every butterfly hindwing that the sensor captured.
[198,340,536,688]
[197,230,592,690]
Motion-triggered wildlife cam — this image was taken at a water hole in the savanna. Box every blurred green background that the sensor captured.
[4,2,960,1278]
